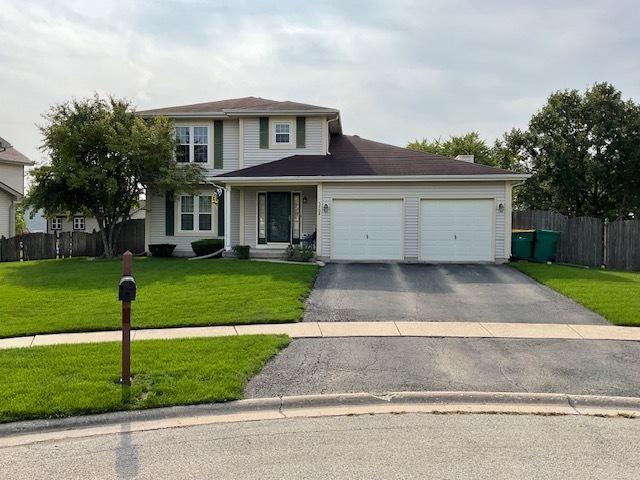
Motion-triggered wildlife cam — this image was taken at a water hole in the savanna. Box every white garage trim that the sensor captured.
[331,198,404,261]
[418,198,495,262]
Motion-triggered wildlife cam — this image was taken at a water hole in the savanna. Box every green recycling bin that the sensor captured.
[511,229,535,260]
[532,229,560,263]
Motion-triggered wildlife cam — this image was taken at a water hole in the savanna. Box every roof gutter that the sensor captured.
[213,174,532,185]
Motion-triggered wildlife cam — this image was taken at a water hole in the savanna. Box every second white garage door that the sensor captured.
[420,199,494,262]
[332,199,403,260]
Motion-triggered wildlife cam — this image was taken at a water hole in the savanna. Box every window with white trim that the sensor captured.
[51,217,63,231]
[180,195,213,232]
[273,122,291,144]
[175,126,209,163]
[73,216,85,231]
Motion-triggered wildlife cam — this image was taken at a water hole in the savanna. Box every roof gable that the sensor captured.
[0,136,34,166]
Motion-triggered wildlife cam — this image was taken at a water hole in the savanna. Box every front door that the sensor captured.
[267,192,291,243]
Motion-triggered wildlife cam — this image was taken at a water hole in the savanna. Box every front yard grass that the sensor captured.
[0,335,289,423]
[512,263,640,326]
[0,257,318,338]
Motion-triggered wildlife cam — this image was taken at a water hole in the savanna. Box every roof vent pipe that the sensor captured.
[455,154,474,163]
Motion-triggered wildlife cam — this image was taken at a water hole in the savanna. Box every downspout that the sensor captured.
[326,113,340,155]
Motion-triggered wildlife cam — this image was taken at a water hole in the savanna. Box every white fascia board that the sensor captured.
[137,112,227,119]
[223,109,339,116]
[213,174,531,185]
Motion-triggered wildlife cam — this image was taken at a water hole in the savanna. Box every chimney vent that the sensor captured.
[455,154,474,163]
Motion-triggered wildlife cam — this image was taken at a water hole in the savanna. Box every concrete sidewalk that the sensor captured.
[2,321,640,349]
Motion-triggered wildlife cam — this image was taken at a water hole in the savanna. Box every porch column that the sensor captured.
[224,185,232,250]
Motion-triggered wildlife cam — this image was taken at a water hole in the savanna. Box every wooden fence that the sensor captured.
[513,210,640,270]
[0,219,145,262]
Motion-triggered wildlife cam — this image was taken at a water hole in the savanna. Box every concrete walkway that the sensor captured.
[2,322,640,349]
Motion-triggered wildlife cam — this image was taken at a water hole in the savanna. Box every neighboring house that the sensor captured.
[0,136,34,238]
[25,208,47,233]
[46,202,146,233]
[138,97,528,262]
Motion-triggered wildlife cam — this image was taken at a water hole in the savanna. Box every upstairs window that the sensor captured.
[51,217,63,231]
[180,195,213,232]
[274,122,291,144]
[73,216,85,231]
[175,126,209,163]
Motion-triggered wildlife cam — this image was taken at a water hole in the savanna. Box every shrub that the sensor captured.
[285,244,315,262]
[233,245,250,260]
[148,244,176,257]
[191,239,225,257]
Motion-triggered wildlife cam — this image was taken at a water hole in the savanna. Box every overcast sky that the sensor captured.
[1,0,639,168]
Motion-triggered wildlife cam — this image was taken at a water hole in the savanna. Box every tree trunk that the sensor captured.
[100,223,115,258]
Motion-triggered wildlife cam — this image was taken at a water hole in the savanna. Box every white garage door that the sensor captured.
[332,199,403,260]
[420,199,493,262]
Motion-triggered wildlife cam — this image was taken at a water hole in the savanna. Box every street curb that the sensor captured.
[1,391,639,444]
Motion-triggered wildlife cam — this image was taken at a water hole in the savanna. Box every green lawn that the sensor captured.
[0,257,318,338]
[512,263,640,326]
[0,335,289,423]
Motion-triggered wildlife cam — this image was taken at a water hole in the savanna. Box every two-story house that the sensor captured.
[139,97,528,262]
[0,136,34,238]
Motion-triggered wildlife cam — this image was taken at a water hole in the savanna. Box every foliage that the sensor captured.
[285,244,315,262]
[191,239,224,257]
[500,83,640,219]
[0,257,318,337]
[512,263,640,326]
[148,244,176,257]
[14,204,27,234]
[408,132,497,167]
[24,95,205,257]
[233,245,251,259]
[0,335,289,423]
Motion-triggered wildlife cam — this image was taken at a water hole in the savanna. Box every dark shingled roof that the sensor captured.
[138,96,337,116]
[217,135,519,178]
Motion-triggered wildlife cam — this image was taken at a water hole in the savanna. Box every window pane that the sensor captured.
[194,145,208,163]
[258,193,266,243]
[199,214,212,231]
[176,127,189,144]
[275,133,290,143]
[176,144,190,163]
[199,196,212,213]
[181,196,194,213]
[181,214,194,231]
[275,124,290,133]
[194,127,208,144]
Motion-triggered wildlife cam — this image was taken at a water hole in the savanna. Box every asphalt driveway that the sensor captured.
[303,263,607,324]
[245,337,640,398]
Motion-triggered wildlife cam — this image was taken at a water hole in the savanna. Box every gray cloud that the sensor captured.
[1,0,638,175]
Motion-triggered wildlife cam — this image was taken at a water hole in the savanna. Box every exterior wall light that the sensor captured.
[497,202,505,213]
[322,203,329,214]
[302,195,308,204]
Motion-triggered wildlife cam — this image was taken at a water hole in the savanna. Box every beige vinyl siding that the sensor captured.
[0,163,25,193]
[0,190,12,238]
[147,189,222,256]
[319,181,508,261]
[242,117,325,168]
[238,186,317,247]
[229,188,241,246]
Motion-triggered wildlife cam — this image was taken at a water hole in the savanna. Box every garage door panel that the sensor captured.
[420,199,493,262]
[332,200,403,260]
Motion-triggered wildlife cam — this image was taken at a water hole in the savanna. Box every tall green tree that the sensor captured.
[25,95,204,257]
[408,132,497,167]
[501,83,640,219]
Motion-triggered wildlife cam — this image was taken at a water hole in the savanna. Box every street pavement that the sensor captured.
[245,337,640,398]
[2,413,638,479]
[304,263,607,324]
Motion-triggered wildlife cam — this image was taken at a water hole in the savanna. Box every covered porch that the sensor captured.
[221,182,319,255]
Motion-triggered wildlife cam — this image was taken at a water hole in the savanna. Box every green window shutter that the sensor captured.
[217,192,225,236]
[259,117,269,149]
[214,120,223,169]
[165,192,174,236]
[296,117,306,148]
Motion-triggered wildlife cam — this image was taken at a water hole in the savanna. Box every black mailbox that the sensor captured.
[119,276,137,302]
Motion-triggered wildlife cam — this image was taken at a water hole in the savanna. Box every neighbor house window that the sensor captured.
[51,217,63,231]
[175,126,209,163]
[273,122,291,144]
[180,195,213,232]
[73,216,85,231]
